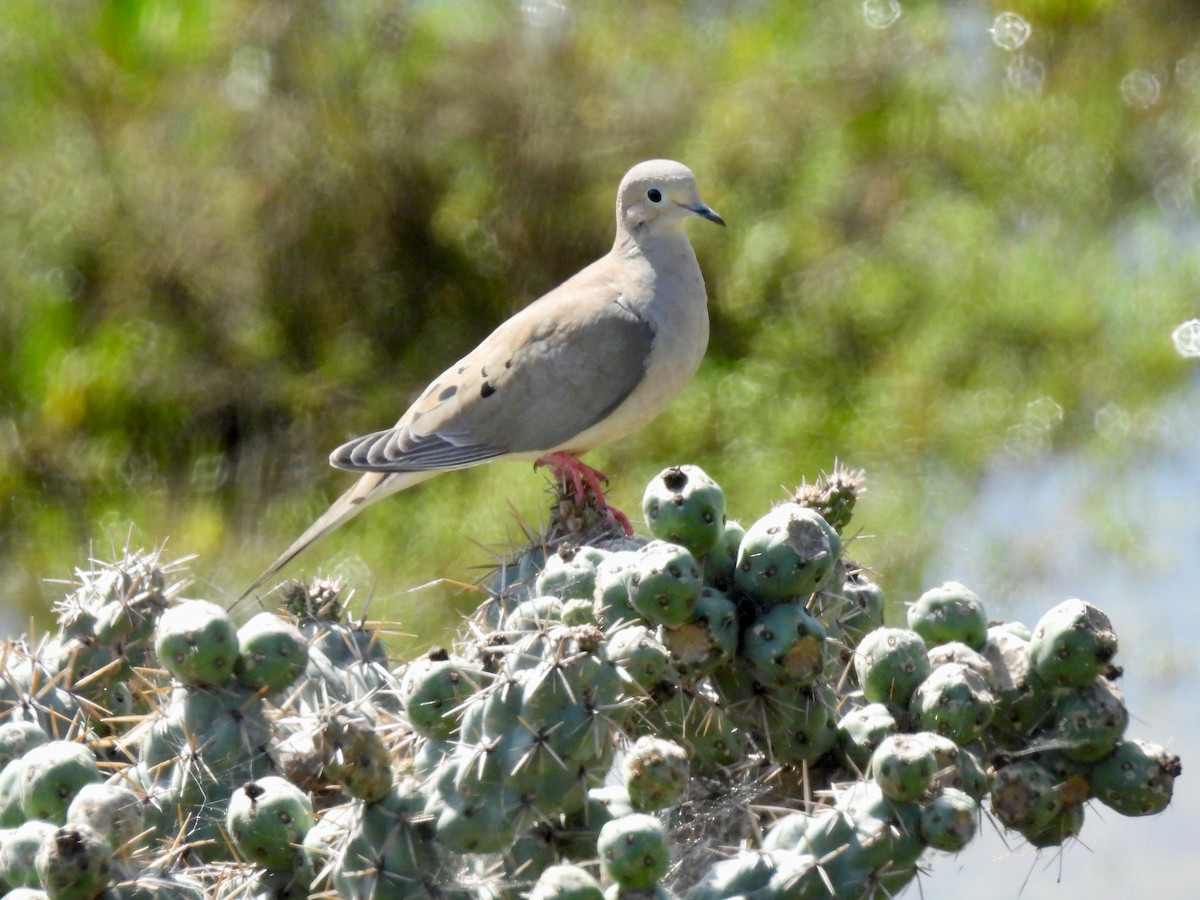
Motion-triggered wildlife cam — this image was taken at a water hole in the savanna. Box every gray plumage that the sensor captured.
[239,159,723,602]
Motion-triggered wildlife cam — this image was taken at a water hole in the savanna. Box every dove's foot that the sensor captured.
[535,452,634,537]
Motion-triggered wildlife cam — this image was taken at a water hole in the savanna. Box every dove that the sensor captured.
[239,159,723,601]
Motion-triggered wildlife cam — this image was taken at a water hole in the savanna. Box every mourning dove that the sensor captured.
[239,159,723,601]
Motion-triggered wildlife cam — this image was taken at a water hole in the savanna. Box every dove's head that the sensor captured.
[616,159,724,239]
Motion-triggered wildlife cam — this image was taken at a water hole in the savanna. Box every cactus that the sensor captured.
[1028,599,1119,688]
[627,541,703,628]
[910,663,995,745]
[735,504,840,601]
[622,737,689,813]
[597,813,670,890]
[741,602,826,689]
[0,820,57,889]
[642,465,727,557]
[699,520,744,594]
[871,734,937,803]
[0,464,1175,899]
[35,823,112,900]
[227,776,315,871]
[906,582,989,650]
[19,742,103,825]
[234,613,309,695]
[154,600,239,687]
[1088,738,1181,817]
[919,787,978,852]
[529,863,605,900]
[662,587,738,677]
[854,627,930,707]
[837,702,897,773]
[65,783,145,856]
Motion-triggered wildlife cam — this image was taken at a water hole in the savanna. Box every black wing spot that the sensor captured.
[480,382,496,399]
[438,384,457,401]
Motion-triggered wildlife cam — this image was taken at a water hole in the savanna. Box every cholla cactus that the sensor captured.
[0,465,1179,899]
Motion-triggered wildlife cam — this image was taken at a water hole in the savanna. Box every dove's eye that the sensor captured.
[646,188,663,203]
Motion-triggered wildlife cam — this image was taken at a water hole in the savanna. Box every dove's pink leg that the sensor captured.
[535,452,635,536]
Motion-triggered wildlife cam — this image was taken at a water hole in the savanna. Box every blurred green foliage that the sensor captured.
[1,0,1197,646]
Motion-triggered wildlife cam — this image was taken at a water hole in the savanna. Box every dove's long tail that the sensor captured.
[236,469,437,606]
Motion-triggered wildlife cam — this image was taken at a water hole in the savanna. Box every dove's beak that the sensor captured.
[685,202,726,227]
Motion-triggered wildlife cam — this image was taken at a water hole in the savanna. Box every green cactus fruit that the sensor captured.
[1028,599,1118,688]
[35,823,112,900]
[854,627,930,707]
[871,733,937,803]
[607,625,670,692]
[983,630,1053,741]
[622,736,689,813]
[536,546,610,602]
[65,783,144,853]
[0,819,57,888]
[642,465,726,558]
[663,587,738,677]
[1050,676,1129,762]
[1088,738,1181,817]
[318,714,394,803]
[234,613,309,694]
[627,541,702,628]
[927,641,992,680]
[684,851,775,898]
[400,655,479,740]
[0,723,47,770]
[227,776,315,871]
[741,602,826,688]
[593,552,639,627]
[911,663,995,745]
[20,741,103,824]
[906,582,988,650]
[919,787,978,852]
[597,813,669,890]
[988,761,1064,833]
[700,519,745,593]
[529,863,605,900]
[154,600,239,686]
[837,702,897,773]
[909,730,958,773]
[735,504,840,601]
